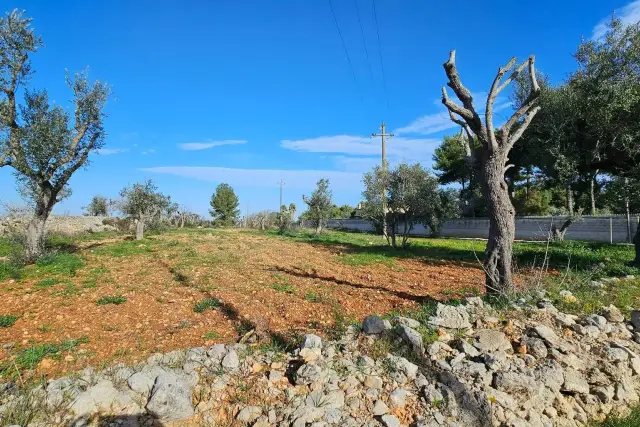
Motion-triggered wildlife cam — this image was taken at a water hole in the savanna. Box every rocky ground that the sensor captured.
[3,288,640,426]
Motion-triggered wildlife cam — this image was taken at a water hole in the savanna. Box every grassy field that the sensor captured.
[1,227,639,382]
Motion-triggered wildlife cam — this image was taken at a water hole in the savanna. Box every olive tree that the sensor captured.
[302,178,332,234]
[119,180,170,240]
[441,50,541,295]
[0,10,110,260]
[84,195,109,216]
[363,163,444,247]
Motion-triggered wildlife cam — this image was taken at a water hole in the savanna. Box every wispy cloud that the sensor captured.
[394,111,455,136]
[96,148,129,155]
[178,140,248,151]
[281,135,438,158]
[593,0,640,39]
[142,148,156,155]
[397,92,512,136]
[141,166,363,190]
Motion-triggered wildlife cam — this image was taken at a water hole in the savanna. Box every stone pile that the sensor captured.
[3,296,640,426]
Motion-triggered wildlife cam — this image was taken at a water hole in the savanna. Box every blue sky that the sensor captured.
[0,0,634,216]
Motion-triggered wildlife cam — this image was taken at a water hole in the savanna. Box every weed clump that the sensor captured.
[194,297,222,313]
[96,295,127,305]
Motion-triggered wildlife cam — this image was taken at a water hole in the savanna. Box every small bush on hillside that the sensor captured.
[194,298,222,313]
[0,315,19,328]
[96,295,127,306]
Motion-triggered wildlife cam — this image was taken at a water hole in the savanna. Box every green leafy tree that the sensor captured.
[427,188,460,236]
[209,183,240,226]
[302,178,333,234]
[0,10,111,260]
[329,204,354,219]
[119,180,170,240]
[84,195,109,216]
[363,163,445,246]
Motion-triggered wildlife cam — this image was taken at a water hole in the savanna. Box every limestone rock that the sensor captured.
[428,304,471,329]
[146,371,195,422]
[362,316,392,334]
[473,329,512,353]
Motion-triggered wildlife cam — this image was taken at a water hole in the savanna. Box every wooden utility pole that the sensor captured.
[277,179,286,210]
[372,122,393,239]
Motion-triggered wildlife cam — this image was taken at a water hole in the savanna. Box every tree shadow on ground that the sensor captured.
[65,414,163,426]
[273,265,445,305]
[286,232,639,276]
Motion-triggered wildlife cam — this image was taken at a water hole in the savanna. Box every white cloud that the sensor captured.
[281,135,438,159]
[397,93,513,136]
[141,166,363,190]
[593,0,640,39]
[179,140,248,151]
[393,111,456,136]
[96,148,129,155]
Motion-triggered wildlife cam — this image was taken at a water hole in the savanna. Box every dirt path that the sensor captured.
[0,230,483,379]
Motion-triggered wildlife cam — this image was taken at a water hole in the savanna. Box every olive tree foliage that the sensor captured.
[209,183,240,227]
[83,195,109,216]
[118,180,170,240]
[0,10,111,260]
[302,178,332,234]
[362,163,449,247]
[441,50,541,295]
[277,203,296,233]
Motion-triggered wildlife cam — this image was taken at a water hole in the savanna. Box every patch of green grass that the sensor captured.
[542,274,640,317]
[11,336,89,370]
[82,277,97,288]
[203,331,221,340]
[271,274,294,294]
[0,261,23,281]
[96,295,127,306]
[599,407,640,427]
[304,291,325,303]
[194,297,222,313]
[33,253,84,276]
[271,282,294,294]
[263,229,640,278]
[52,282,80,298]
[0,315,19,328]
[35,277,62,288]
[94,240,154,257]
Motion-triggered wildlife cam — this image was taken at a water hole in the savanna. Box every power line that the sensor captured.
[328,0,360,91]
[354,0,374,85]
[372,0,389,113]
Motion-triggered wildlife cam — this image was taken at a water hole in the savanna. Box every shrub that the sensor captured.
[0,315,19,328]
[194,298,222,313]
[96,295,127,306]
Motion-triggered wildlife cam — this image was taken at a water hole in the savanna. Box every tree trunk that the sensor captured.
[566,185,574,216]
[180,215,185,228]
[25,187,55,262]
[481,152,515,296]
[136,219,145,240]
[25,214,48,262]
[589,171,598,215]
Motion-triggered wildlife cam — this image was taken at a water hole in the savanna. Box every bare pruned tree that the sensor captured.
[441,50,541,295]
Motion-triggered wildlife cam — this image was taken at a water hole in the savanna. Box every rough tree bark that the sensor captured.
[25,186,56,261]
[135,219,145,240]
[589,171,598,215]
[441,51,541,295]
[566,185,574,216]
